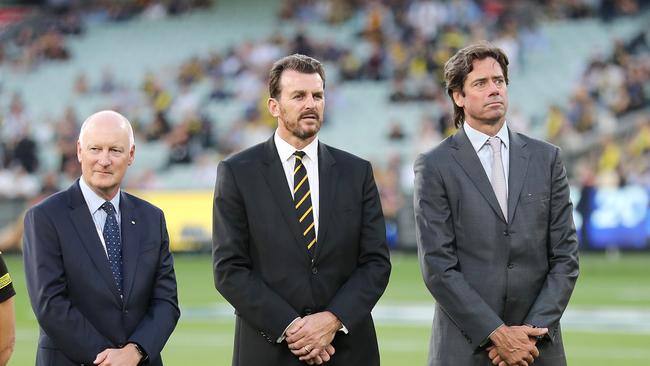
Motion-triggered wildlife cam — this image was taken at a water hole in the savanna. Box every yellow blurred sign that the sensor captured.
[131,190,213,252]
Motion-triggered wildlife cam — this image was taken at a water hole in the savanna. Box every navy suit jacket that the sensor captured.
[23,180,180,366]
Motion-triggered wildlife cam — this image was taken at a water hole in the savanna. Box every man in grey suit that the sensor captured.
[414,42,579,366]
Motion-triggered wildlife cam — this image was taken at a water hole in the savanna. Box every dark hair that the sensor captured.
[268,54,326,99]
[444,42,509,129]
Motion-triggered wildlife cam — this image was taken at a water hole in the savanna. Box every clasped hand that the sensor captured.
[94,343,142,366]
[487,325,548,366]
[286,311,341,365]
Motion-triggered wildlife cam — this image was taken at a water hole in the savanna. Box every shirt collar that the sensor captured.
[274,129,319,163]
[463,121,510,153]
[79,176,121,214]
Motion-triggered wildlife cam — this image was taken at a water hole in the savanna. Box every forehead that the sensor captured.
[82,118,130,146]
[279,69,324,94]
[466,57,504,80]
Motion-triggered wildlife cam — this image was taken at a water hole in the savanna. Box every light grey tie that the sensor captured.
[488,136,507,219]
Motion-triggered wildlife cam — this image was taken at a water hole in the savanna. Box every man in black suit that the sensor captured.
[414,42,579,366]
[23,110,180,366]
[212,54,391,365]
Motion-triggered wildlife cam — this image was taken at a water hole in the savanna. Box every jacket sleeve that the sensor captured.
[523,148,579,341]
[128,211,180,359]
[23,206,112,364]
[212,161,300,340]
[414,153,504,349]
[325,161,392,331]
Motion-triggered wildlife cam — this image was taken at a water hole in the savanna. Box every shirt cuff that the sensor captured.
[480,323,504,348]
[276,317,301,343]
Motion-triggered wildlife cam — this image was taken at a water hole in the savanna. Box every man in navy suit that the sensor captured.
[23,110,180,366]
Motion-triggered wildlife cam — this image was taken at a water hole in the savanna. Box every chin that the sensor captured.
[296,127,320,139]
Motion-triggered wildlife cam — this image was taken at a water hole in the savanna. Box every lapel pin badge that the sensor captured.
[131,220,136,225]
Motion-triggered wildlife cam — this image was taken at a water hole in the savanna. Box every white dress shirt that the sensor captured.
[274,130,320,237]
[463,121,510,190]
[79,176,121,258]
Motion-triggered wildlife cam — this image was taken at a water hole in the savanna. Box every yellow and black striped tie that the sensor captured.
[293,151,316,256]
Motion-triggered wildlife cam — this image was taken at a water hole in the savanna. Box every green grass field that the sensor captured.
[4,252,650,365]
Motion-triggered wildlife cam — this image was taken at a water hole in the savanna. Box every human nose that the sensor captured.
[304,95,316,109]
[488,80,502,95]
[97,151,111,166]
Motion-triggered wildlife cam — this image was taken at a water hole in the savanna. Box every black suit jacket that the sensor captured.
[414,127,579,366]
[212,137,391,366]
[23,180,180,366]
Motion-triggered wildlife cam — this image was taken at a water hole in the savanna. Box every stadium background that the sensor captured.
[1,0,649,364]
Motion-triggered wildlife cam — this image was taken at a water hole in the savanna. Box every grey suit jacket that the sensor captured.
[414,127,579,366]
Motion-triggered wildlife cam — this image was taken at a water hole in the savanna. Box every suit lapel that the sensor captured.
[120,192,140,304]
[507,130,530,223]
[314,142,337,261]
[67,181,123,304]
[260,137,312,260]
[450,128,507,223]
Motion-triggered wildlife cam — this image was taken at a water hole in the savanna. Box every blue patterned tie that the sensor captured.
[101,201,123,295]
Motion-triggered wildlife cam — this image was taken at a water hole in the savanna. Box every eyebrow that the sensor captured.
[289,89,324,96]
[471,75,504,84]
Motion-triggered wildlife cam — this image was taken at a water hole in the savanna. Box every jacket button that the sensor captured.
[312,267,318,275]
[503,230,509,236]
[507,263,515,269]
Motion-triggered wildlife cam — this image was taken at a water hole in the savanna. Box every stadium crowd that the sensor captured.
[0,0,648,250]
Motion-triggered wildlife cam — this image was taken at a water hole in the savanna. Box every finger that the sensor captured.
[491,356,499,365]
[300,348,321,362]
[493,355,502,365]
[325,344,335,356]
[319,350,331,362]
[93,350,108,364]
[286,331,305,344]
[292,344,310,357]
[498,362,506,366]
[531,345,540,358]
[526,327,548,337]
[288,339,308,352]
[287,318,306,336]
[488,348,498,359]
[313,355,323,365]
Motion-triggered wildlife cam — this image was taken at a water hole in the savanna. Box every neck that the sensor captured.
[465,119,505,137]
[94,187,118,202]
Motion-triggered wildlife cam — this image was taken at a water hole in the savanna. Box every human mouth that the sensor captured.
[301,114,318,121]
